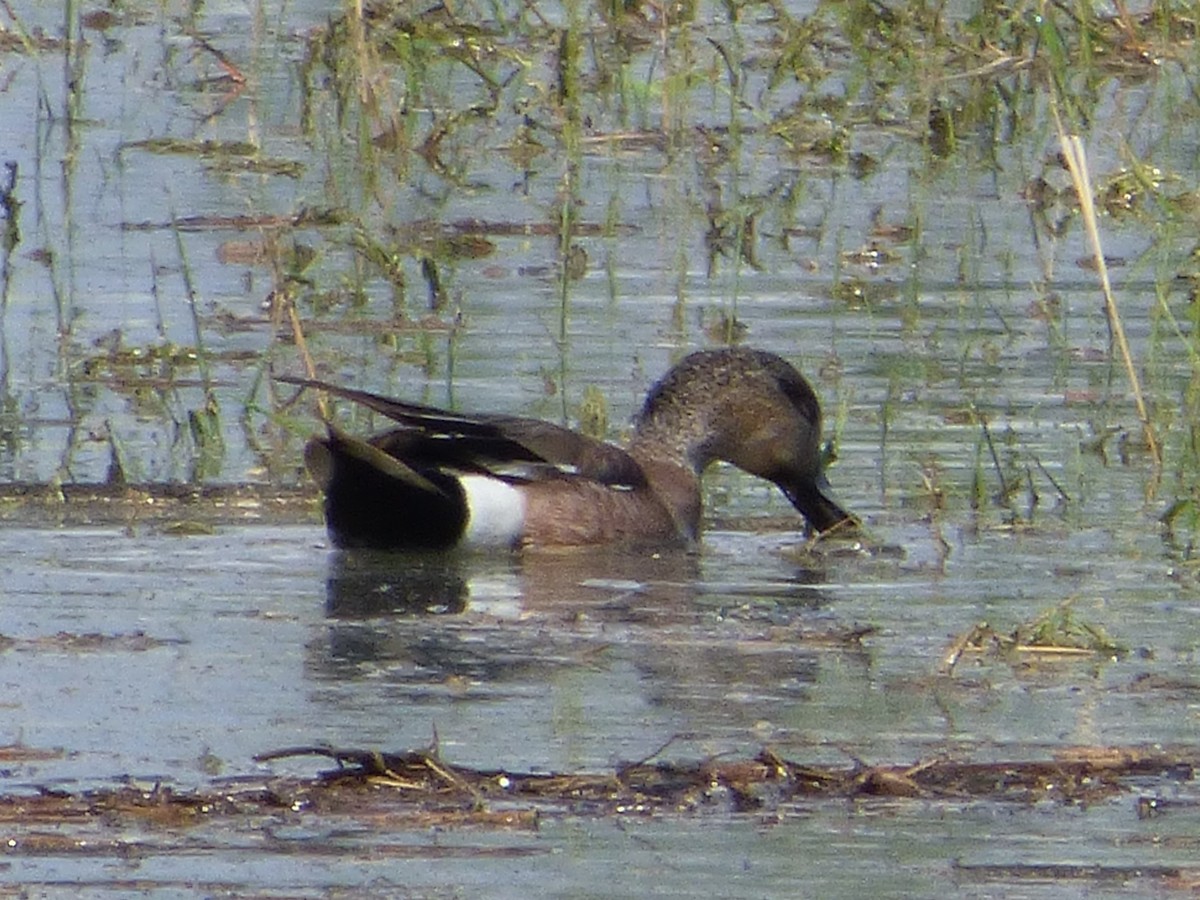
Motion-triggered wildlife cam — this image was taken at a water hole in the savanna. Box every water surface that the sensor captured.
[2,0,1200,895]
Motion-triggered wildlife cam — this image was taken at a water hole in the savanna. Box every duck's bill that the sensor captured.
[784,473,858,534]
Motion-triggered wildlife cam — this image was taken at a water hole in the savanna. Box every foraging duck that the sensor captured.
[281,348,855,550]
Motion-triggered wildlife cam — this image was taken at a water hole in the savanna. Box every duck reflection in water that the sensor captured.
[318,547,710,688]
[314,544,842,723]
[322,544,714,621]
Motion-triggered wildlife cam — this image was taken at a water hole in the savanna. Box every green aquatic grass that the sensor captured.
[0,162,19,309]
[285,0,1200,535]
[27,0,1200,507]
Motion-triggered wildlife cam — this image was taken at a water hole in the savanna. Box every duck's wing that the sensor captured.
[278,376,648,488]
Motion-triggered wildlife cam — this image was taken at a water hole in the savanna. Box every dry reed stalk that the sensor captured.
[1053,111,1161,469]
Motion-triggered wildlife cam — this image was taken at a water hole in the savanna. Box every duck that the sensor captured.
[280,347,856,550]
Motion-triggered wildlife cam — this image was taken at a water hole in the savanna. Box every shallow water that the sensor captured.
[4,521,1200,896]
[3,0,1200,895]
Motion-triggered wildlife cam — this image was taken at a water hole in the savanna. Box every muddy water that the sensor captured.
[3,0,1200,895]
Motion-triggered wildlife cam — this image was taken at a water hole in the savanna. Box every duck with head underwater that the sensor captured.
[280,347,857,551]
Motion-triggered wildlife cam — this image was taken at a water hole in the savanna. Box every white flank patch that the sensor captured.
[460,475,526,547]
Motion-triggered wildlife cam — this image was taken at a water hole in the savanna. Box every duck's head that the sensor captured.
[633,348,856,533]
